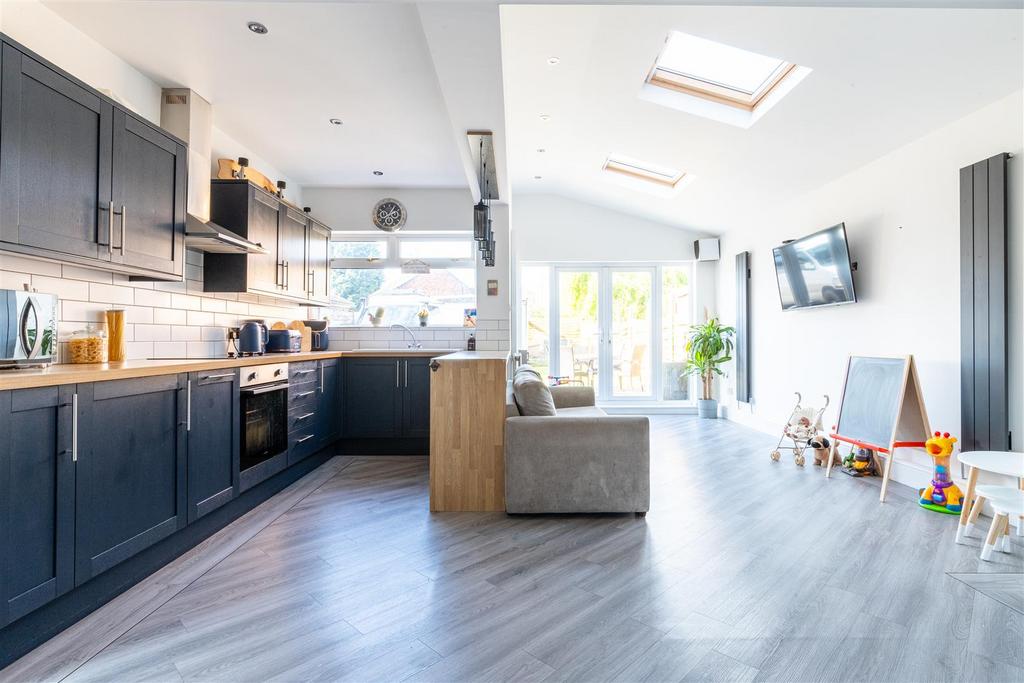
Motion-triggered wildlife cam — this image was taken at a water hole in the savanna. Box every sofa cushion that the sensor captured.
[515,364,544,381]
[554,406,607,418]
[512,373,557,416]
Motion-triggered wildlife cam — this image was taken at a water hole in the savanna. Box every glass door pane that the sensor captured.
[610,270,653,398]
[661,265,692,401]
[556,270,600,388]
[520,266,551,378]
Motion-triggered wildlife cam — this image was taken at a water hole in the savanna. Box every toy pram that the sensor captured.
[769,392,830,467]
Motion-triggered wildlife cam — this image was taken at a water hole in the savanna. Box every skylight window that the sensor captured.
[641,31,810,128]
[603,154,688,194]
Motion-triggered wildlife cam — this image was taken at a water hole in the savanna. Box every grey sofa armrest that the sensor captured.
[505,415,650,513]
[549,385,596,409]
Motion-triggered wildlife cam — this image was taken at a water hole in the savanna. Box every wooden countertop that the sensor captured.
[0,348,505,391]
[0,352,346,391]
[435,351,511,361]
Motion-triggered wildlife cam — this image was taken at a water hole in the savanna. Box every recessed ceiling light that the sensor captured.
[329,118,343,126]
[247,21,268,35]
[373,170,384,176]
[536,148,546,153]
[547,57,560,65]
[534,175,543,180]
[539,114,551,121]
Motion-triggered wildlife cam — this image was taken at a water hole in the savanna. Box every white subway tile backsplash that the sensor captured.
[61,300,105,323]
[1,270,32,290]
[134,289,171,308]
[153,280,187,294]
[31,274,85,300]
[171,326,201,342]
[214,313,240,328]
[89,282,134,305]
[127,341,154,360]
[201,326,227,342]
[0,254,63,277]
[171,293,203,311]
[201,297,227,313]
[123,306,153,325]
[476,340,499,351]
[61,264,112,283]
[152,341,186,358]
[186,310,216,326]
[153,308,187,325]
[134,324,171,342]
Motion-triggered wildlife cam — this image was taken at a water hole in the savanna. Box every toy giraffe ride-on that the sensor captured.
[919,431,963,514]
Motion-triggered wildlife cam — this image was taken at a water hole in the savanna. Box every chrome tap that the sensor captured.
[390,323,422,349]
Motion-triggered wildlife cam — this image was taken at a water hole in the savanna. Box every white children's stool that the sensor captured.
[980,489,1024,561]
[956,451,1024,544]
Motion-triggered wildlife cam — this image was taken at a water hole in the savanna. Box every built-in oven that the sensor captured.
[239,362,289,491]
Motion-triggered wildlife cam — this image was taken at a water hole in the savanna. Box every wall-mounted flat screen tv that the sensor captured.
[773,223,857,310]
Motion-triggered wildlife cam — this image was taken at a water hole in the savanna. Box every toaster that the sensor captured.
[266,329,302,353]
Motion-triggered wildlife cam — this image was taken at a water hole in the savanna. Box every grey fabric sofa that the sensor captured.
[505,384,651,514]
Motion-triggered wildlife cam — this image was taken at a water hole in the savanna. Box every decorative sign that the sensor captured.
[463,308,477,328]
[487,279,498,296]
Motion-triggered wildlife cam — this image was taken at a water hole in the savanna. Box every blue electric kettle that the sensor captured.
[238,320,268,355]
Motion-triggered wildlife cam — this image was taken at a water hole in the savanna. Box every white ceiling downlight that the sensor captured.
[329,118,343,126]
[247,21,268,35]
[641,30,811,128]
[603,154,685,189]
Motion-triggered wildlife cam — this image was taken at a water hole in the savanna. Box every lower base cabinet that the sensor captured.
[187,370,239,523]
[342,356,431,441]
[74,375,187,585]
[0,386,75,628]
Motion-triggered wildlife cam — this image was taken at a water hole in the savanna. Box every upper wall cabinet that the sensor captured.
[0,36,186,281]
[205,179,333,306]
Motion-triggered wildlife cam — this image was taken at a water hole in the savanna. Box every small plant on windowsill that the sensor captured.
[417,308,430,327]
[682,317,735,419]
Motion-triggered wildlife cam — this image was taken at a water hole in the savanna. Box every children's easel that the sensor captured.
[825,355,931,502]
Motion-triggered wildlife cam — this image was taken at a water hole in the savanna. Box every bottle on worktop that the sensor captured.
[467,334,476,351]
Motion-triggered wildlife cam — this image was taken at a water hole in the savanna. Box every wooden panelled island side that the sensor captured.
[429,351,510,511]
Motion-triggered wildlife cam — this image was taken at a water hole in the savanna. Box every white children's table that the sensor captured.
[956,450,1024,544]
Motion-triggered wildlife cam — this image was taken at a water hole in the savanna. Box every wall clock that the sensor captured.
[372,198,407,232]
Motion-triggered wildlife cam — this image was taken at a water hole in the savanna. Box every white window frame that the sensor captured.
[330,231,475,271]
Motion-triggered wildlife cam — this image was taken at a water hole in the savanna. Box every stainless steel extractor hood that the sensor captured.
[163,88,264,254]
[185,214,267,254]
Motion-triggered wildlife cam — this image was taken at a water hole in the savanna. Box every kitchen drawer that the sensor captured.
[288,429,319,465]
[289,361,318,381]
[289,405,318,431]
[288,383,318,409]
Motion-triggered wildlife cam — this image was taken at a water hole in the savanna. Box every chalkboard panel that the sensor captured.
[835,357,908,449]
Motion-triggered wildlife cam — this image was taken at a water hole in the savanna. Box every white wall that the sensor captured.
[301,187,473,232]
[716,91,1024,488]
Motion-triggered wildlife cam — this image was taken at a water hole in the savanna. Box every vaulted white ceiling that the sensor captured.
[501,5,1023,233]
[43,0,471,189]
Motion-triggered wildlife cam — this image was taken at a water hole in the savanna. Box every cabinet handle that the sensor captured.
[100,201,114,255]
[294,390,315,399]
[296,434,315,444]
[186,379,192,432]
[120,205,127,252]
[404,360,408,388]
[293,369,316,376]
[395,360,400,388]
[72,393,79,462]
[296,412,315,421]
[284,261,290,289]
[320,364,324,393]
[277,261,284,288]
[308,271,314,294]
[200,373,234,381]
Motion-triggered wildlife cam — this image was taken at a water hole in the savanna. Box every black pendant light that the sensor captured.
[473,201,489,242]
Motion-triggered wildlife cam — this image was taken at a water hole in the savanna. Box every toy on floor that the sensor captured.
[841,446,877,477]
[810,436,838,467]
[919,431,962,514]
[770,392,830,467]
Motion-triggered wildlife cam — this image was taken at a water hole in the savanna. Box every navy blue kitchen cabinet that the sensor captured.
[342,357,403,438]
[342,357,431,440]
[0,386,75,627]
[186,369,239,523]
[0,35,186,280]
[74,375,187,585]
[401,357,431,438]
[318,358,341,447]
[288,361,320,465]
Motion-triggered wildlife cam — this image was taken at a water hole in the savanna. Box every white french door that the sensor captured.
[519,262,694,405]
[549,267,656,402]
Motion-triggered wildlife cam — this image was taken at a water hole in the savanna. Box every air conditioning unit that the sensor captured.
[694,239,720,262]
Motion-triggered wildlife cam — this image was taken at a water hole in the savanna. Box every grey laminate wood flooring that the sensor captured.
[4,417,1022,683]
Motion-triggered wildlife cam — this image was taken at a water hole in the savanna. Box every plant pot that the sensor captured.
[419,320,428,327]
[697,399,718,419]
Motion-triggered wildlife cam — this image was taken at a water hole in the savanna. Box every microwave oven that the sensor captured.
[1,288,58,367]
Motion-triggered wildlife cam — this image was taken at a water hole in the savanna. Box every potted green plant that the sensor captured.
[683,317,735,418]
